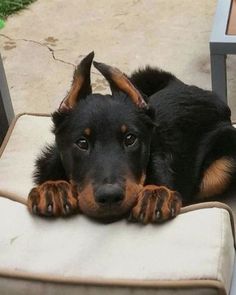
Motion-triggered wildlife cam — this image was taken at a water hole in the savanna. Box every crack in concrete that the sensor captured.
[0,33,102,76]
[0,33,76,68]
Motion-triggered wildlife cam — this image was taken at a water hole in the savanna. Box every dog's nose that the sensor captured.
[95,184,124,206]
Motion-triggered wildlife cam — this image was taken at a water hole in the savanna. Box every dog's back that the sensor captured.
[130,66,235,201]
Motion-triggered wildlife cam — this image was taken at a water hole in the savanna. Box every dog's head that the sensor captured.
[53,52,155,222]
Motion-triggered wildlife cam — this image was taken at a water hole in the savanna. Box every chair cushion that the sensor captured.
[0,113,53,204]
[0,114,235,295]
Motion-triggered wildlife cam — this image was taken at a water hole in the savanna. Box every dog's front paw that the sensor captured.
[27,180,79,217]
[129,185,182,224]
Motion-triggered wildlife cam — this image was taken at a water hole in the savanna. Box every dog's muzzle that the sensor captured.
[78,179,140,223]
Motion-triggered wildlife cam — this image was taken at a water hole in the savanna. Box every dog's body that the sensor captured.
[28,52,236,223]
[131,68,235,201]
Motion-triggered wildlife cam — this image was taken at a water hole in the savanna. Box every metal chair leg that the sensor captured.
[210,53,227,103]
[0,53,14,145]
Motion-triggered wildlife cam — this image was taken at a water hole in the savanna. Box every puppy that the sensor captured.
[28,52,236,224]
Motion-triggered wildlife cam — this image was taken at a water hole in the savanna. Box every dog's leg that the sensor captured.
[27,180,80,217]
[129,185,182,224]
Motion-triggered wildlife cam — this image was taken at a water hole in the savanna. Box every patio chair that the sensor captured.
[1,52,236,294]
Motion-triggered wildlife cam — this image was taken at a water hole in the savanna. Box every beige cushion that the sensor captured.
[0,114,53,204]
[0,114,235,295]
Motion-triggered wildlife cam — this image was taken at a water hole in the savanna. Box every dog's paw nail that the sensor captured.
[64,203,70,214]
[128,213,136,222]
[32,204,38,214]
[128,213,133,221]
[140,212,145,222]
[47,204,53,214]
[171,207,175,217]
[155,210,161,220]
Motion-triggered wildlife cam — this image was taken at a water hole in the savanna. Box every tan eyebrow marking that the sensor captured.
[121,124,128,133]
[84,128,91,136]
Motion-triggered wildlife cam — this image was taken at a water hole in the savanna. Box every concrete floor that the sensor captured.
[1,0,236,118]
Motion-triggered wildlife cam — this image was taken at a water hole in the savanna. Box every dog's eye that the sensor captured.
[124,134,137,147]
[76,138,89,150]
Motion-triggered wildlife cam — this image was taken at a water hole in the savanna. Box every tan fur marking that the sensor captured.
[84,128,91,136]
[37,185,48,214]
[140,173,146,186]
[121,124,127,133]
[59,76,84,111]
[111,70,146,108]
[66,76,84,108]
[125,178,142,206]
[78,183,97,216]
[93,62,147,108]
[198,157,234,198]
[145,192,157,223]
[160,188,173,220]
[27,188,39,214]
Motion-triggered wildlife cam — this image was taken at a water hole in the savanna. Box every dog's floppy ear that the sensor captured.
[93,61,147,109]
[59,51,94,112]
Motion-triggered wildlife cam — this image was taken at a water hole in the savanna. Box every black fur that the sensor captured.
[34,66,236,206]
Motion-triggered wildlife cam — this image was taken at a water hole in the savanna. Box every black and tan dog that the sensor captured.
[27,52,236,223]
